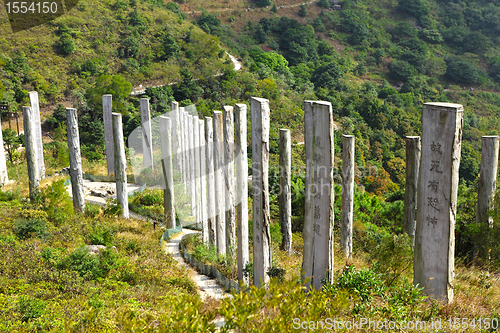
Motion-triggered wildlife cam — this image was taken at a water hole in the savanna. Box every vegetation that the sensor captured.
[0,184,218,331]
[2,0,500,330]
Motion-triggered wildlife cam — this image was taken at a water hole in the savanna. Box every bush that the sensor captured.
[88,225,114,246]
[389,60,416,82]
[298,4,307,17]
[489,62,500,83]
[18,296,46,322]
[103,198,123,217]
[14,218,49,240]
[57,247,117,280]
[445,59,478,85]
[255,0,271,7]
[84,204,101,218]
[59,37,76,55]
[0,188,21,201]
[368,233,413,286]
[334,265,385,303]
[317,0,329,8]
[267,265,286,282]
[40,179,73,221]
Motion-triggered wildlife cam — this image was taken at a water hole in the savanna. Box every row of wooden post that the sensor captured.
[10,94,499,304]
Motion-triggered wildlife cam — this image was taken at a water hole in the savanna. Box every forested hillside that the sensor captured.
[2,0,500,260]
[2,0,500,330]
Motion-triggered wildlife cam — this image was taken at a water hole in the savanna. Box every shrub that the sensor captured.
[59,37,76,55]
[13,218,49,240]
[0,188,21,201]
[88,225,114,246]
[489,62,500,83]
[334,264,385,302]
[369,233,413,286]
[103,198,123,217]
[134,189,163,206]
[389,60,416,82]
[267,265,286,282]
[445,59,478,85]
[298,4,307,17]
[84,204,101,218]
[220,278,349,331]
[317,0,329,8]
[255,0,271,7]
[18,296,46,322]
[57,247,117,280]
[40,179,73,221]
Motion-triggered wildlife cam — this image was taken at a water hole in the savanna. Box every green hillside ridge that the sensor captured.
[0,0,228,107]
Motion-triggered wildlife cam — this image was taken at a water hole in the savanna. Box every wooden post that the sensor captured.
[205,117,217,245]
[302,100,335,290]
[180,107,187,189]
[140,98,153,170]
[113,112,129,219]
[22,106,40,201]
[235,104,249,284]
[193,115,202,226]
[414,102,463,304]
[188,115,196,216]
[160,116,176,229]
[0,126,8,185]
[199,119,209,244]
[279,129,292,255]
[251,97,271,287]
[102,94,114,176]
[213,111,226,255]
[404,136,421,246]
[66,108,85,212]
[341,135,355,259]
[29,91,45,179]
[171,101,182,172]
[223,106,236,253]
[477,136,499,227]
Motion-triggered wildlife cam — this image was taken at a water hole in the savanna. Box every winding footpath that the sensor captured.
[164,229,230,302]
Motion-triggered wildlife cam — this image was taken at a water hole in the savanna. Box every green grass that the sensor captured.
[0,186,218,331]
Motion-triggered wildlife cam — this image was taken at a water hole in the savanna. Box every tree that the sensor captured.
[2,128,20,162]
[129,9,147,27]
[389,60,416,82]
[254,52,289,71]
[398,0,429,19]
[255,0,271,7]
[173,68,203,102]
[119,36,140,58]
[160,34,180,60]
[312,61,345,90]
[298,4,307,17]
[348,23,371,45]
[445,59,478,85]
[86,74,133,114]
[490,62,500,83]
[317,0,329,8]
[459,141,480,185]
[47,104,67,130]
[59,37,76,55]
[271,3,277,12]
[400,38,429,73]
[254,26,268,44]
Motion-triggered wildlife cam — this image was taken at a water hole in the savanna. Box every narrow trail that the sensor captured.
[165,229,230,301]
[130,51,242,95]
[64,180,232,330]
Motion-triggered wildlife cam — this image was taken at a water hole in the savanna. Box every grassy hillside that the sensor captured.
[0,0,228,108]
